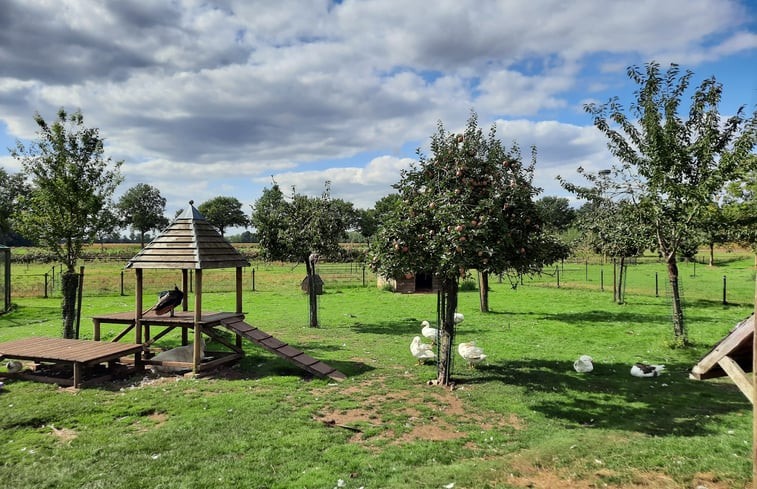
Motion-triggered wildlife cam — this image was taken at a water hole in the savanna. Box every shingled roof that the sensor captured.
[125,201,250,270]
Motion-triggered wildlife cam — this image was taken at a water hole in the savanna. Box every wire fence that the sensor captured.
[9,261,378,299]
[7,255,756,306]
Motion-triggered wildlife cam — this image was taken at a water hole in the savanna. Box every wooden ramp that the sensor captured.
[219,318,346,382]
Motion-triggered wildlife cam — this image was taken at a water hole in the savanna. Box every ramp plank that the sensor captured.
[220,318,345,381]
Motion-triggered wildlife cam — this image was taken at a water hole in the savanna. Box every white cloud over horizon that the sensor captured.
[0,0,755,230]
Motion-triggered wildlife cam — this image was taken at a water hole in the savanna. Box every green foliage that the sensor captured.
[252,182,351,263]
[578,62,757,341]
[11,108,123,272]
[0,167,28,235]
[116,183,169,247]
[197,195,250,237]
[534,196,576,232]
[370,112,567,283]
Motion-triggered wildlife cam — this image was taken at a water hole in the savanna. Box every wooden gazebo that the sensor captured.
[124,200,250,372]
[90,201,346,381]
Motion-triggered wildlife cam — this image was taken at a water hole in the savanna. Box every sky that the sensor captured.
[1,0,756,235]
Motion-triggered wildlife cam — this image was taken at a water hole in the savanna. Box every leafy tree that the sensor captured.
[355,194,403,243]
[116,183,169,247]
[561,168,651,303]
[252,181,351,327]
[534,196,576,232]
[581,62,756,345]
[0,167,29,244]
[198,196,250,237]
[697,197,733,266]
[370,112,567,385]
[0,167,27,232]
[250,183,289,262]
[724,162,757,266]
[11,108,123,338]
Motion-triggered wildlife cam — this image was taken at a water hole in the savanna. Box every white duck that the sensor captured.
[458,341,487,368]
[410,336,436,365]
[421,320,439,344]
[453,312,464,324]
[573,355,594,373]
[630,362,665,378]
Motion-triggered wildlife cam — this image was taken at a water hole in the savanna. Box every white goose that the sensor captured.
[458,341,487,368]
[410,336,436,365]
[573,355,594,373]
[421,320,439,344]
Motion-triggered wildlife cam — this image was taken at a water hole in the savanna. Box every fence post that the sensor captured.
[556,266,560,288]
[600,269,604,291]
[655,272,659,298]
[723,275,727,305]
[252,268,256,292]
[585,259,588,281]
[362,265,365,287]
[120,271,125,296]
[189,270,193,293]
[44,272,49,298]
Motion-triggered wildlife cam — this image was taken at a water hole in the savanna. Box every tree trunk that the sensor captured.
[437,277,459,386]
[617,256,625,304]
[666,255,687,344]
[306,258,318,328]
[140,231,145,248]
[612,258,617,302]
[478,271,489,312]
[61,271,79,339]
[709,242,715,266]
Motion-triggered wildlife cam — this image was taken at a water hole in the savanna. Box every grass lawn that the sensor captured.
[0,256,755,488]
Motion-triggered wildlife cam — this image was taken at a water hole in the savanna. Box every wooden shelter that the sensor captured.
[90,201,345,381]
[378,271,439,294]
[124,200,250,373]
[690,314,755,402]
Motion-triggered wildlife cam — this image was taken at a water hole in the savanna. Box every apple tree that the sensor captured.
[370,112,567,385]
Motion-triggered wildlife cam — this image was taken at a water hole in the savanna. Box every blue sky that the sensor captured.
[0,0,755,232]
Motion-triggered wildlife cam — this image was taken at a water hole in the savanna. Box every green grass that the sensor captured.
[0,255,755,488]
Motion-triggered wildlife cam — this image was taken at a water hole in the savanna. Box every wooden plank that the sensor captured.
[245,329,272,342]
[290,353,319,367]
[308,361,337,376]
[277,345,303,358]
[718,355,754,403]
[261,337,287,349]
[692,315,753,378]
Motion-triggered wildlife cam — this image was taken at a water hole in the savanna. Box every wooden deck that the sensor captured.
[0,337,143,388]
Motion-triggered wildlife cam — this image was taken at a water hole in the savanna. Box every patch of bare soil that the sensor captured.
[491,456,746,489]
[49,425,78,442]
[312,376,522,446]
[132,412,168,434]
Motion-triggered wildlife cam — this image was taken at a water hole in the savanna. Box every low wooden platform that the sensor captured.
[0,337,143,388]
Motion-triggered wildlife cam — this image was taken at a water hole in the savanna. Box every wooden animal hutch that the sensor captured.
[378,271,440,294]
[90,201,345,381]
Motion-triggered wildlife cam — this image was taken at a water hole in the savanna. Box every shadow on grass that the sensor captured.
[457,359,749,437]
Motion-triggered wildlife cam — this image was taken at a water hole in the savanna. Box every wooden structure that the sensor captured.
[122,200,250,373]
[113,201,345,381]
[378,271,439,294]
[690,314,754,402]
[0,337,142,388]
[0,244,9,313]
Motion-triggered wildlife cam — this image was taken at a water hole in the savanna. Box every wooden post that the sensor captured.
[135,268,143,369]
[182,269,189,346]
[193,269,202,374]
[235,267,243,348]
[75,266,84,339]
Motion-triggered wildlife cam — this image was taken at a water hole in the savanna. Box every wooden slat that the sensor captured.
[718,355,754,403]
[219,318,346,381]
